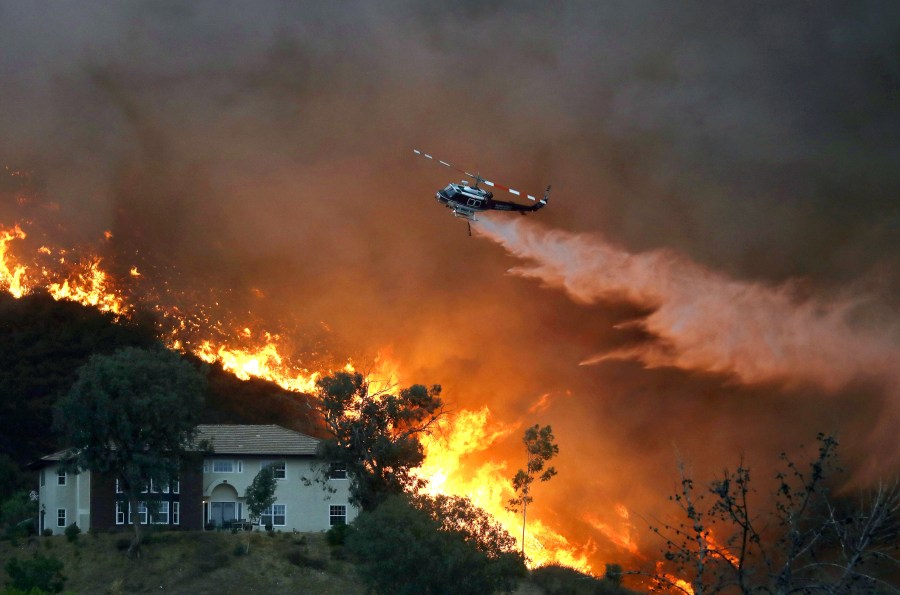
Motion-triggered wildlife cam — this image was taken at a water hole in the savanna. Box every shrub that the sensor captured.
[4,555,66,593]
[347,495,525,595]
[531,564,630,595]
[233,543,247,556]
[115,537,131,551]
[326,523,351,546]
[64,523,80,543]
[41,528,53,537]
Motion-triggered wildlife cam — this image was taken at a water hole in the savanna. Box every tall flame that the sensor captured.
[417,407,595,571]
[0,224,28,298]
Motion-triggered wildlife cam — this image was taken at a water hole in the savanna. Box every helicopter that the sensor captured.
[414,149,550,233]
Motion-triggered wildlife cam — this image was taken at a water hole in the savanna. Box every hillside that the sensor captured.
[0,292,323,468]
[0,531,630,594]
[1,530,364,594]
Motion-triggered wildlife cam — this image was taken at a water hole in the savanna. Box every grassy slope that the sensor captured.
[0,531,557,595]
[0,531,365,595]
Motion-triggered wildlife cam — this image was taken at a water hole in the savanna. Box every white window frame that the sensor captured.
[259,503,286,527]
[115,479,123,494]
[173,502,180,525]
[328,462,347,480]
[261,460,286,480]
[57,508,66,527]
[152,501,169,525]
[116,501,126,525]
[212,459,242,473]
[172,480,180,494]
[57,470,66,486]
[329,504,347,526]
[131,502,148,525]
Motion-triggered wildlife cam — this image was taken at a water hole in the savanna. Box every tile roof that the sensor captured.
[196,424,320,456]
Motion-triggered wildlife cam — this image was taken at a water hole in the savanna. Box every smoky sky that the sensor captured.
[2,0,899,570]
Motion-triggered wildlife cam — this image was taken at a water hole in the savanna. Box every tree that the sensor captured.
[53,345,206,557]
[313,371,444,511]
[412,493,524,565]
[648,434,900,594]
[346,494,525,595]
[243,462,278,552]
[507,423,559,558]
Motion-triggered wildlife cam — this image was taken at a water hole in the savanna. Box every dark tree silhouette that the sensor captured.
[507,424,559,558]
[313,371,443,511]
[54,346,206,557]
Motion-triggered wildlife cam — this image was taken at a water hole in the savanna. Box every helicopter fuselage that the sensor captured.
[436,183,537,221]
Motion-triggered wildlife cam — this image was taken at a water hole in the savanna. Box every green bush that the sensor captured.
[4,555,66,593]
[326,523,351,546]
[530,564,632,595]
[63,523,80,543]
[347,495,525,595]
[114,537,131,551]
[41,529,53,537]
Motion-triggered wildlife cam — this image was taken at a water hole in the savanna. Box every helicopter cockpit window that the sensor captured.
[443,184,457,196]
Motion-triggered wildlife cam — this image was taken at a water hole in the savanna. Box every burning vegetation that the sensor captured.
[0,218,597,573]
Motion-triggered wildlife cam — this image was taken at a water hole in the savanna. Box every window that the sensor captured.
[136,502,148,525]
[261,460,286,479]
[328,462,347,480]
[329,505,347,526]
[115,479,123,494]
[151,501,169,524]
[212,459,242,473]
[57,470,66,486]
[57,509,66,527]
[172,502,180,525]
[172,480,180,494]
[260,504,286,527]
[116,501,126,525]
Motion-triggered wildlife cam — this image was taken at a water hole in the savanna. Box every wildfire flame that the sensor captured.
[416,407,595,571]
[0,224,28,298]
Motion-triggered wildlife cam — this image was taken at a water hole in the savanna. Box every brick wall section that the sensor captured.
[180,466,203,530]
[90,473,118,533]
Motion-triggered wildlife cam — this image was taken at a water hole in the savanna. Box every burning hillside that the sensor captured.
[0,217,597,571]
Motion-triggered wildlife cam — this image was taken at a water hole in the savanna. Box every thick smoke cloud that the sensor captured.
[2,0,898,571]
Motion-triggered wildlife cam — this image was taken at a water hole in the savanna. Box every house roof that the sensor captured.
[196,424,321,456]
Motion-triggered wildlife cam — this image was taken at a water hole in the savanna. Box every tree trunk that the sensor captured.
[128,494,143,558]
[521,501,527,558]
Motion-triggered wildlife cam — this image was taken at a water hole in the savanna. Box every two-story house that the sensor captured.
[31,424,357,534]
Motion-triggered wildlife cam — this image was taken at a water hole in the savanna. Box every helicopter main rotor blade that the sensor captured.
[413,149,475,179]
[413,148,539,200]
[481,179,538,201]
